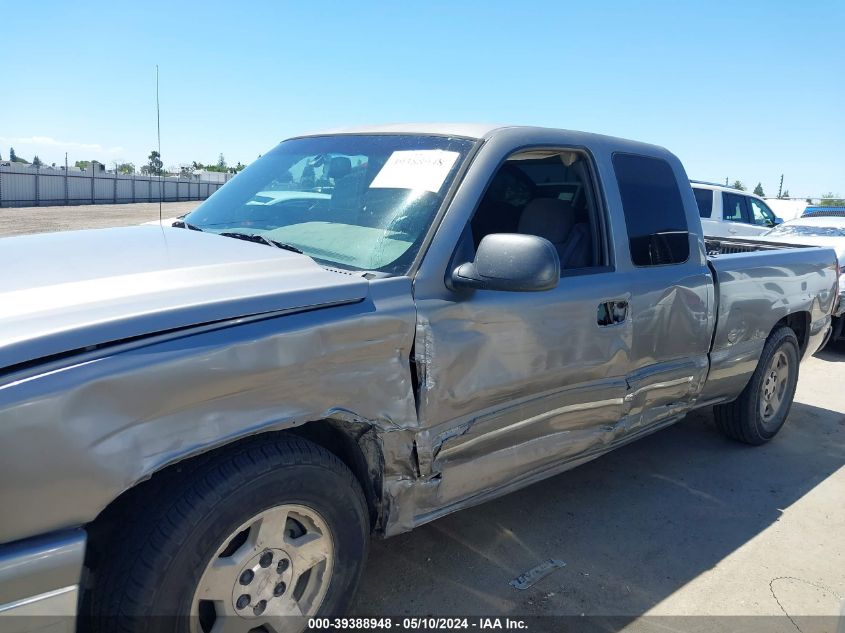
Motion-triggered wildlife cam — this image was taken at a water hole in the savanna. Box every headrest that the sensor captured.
[328,156,352,180]
[517,198,575,244]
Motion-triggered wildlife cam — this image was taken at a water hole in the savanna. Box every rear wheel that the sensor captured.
[88,435,369,633]
[714,326,800,445]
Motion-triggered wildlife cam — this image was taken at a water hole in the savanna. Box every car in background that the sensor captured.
[803,205,845,218]
[691,180,782,237]
[764,212,845,344]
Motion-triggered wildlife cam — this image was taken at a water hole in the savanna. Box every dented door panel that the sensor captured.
[624,266,715,418]
[411,271,634,510]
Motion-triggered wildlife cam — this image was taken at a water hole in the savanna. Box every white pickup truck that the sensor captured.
[691,181,782,237]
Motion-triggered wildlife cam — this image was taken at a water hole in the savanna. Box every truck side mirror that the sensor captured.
[773,217,784,226]
[449,233,560,292]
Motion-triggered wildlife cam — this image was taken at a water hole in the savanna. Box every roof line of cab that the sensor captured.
[283,123,672,157]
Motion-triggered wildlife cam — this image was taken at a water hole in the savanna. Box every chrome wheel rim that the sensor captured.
[760,349,790,424]
[191,504,334,633]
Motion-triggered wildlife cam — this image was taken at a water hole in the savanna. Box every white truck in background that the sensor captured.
[691,181,782,237]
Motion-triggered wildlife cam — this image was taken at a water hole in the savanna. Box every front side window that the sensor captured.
[467,150,603,271]
[693,187,713,218]
[749,198,776,226]
[722,192,749,223]
[185,134,474,274]
[613,153,689,266]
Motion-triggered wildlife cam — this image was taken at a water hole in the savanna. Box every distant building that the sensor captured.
[193,170,228,183]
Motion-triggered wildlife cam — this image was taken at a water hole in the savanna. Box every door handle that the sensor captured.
[598,300,628,326]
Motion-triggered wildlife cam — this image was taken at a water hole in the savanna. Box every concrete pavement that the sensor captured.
[352,349,845,629]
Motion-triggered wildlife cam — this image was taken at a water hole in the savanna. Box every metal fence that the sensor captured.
[0,162,234,208]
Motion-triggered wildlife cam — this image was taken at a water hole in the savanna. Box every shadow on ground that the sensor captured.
[351,401,845,621]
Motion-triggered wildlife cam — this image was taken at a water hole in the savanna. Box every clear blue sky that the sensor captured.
[1,0,842,198]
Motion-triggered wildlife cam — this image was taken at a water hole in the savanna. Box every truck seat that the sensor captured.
[518,198,591,269]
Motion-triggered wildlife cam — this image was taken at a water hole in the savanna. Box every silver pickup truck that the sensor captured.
[0,125,838,632]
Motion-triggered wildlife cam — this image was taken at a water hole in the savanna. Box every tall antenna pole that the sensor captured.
[156,65,162,224]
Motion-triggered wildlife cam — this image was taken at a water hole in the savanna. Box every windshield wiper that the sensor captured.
[219,231,303,254]
[171,220,204,231]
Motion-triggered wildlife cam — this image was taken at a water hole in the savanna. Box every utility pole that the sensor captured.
[64,152,69,205]
[725,177,729,186]
[777,174,784,198]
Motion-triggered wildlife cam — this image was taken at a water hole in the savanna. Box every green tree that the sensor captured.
[9,147,28,164]
[819,193,845,207]
[781,189,790,199]
[193,155,229,173]
[74,160,91,169]
[753,182,764,196]
[32,155,43,167]
[731,180,746,191]
[115,162,135,174]
[142,150,163,176]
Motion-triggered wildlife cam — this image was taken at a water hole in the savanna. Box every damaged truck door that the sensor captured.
[408,129,831,528]
[413,146,637,512]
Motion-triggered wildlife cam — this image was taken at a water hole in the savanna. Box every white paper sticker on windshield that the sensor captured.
[369,150,460,193]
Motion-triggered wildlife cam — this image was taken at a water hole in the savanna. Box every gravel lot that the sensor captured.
[3,203,843,630]
[0,201,201,236]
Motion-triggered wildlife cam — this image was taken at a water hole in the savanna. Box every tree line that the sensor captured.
[141,151,246,177]
[722,177,843,206]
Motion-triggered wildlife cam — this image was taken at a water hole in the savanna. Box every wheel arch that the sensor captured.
[82,421,385,582]
[777,311,810,356]
[698,309,811,407]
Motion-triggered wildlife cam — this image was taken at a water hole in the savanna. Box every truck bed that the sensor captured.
[699,236,838,403]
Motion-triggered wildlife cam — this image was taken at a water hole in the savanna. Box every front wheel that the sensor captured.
[88,436,370,633]
[714,325,800,445]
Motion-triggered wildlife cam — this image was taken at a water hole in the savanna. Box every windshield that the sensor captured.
[185,134,475,274]
[768,224,845,238]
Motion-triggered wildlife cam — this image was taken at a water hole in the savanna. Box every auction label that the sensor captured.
[308,617,529,631]
[369,150,460,193]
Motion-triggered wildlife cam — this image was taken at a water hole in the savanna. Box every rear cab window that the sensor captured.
[612,153,689,266]
[692,188,713,218]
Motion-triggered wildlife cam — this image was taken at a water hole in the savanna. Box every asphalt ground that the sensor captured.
[3,202,843,631]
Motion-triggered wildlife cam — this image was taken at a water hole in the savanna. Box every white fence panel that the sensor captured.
[0,165,234,207]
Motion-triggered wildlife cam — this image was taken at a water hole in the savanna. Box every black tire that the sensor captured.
[714,326,800,445]
[86,435,369,633]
